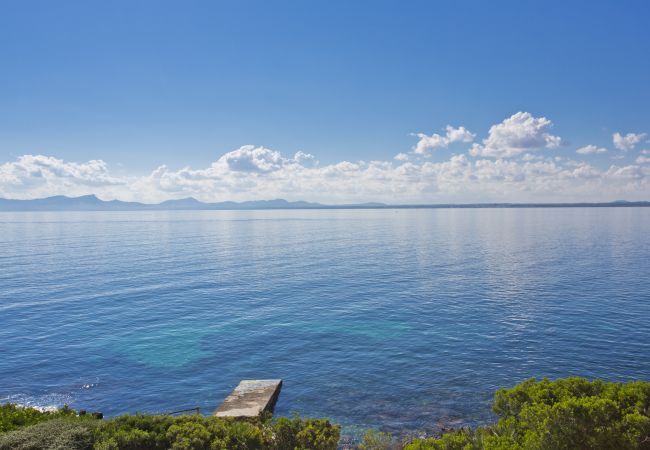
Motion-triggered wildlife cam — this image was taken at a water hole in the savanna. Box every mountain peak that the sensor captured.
[160,197,202,205]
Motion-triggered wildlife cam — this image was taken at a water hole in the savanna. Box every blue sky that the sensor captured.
[0,0,649,203]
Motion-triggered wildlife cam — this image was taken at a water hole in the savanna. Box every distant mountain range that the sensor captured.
[0,195,649,211]
[0,195,319,211]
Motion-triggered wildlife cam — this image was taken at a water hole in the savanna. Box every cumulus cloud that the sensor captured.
[470,112,561,158]
[613,132,646,151]
[2,114,649,203]
[413,125,475,156]
[292,151,318,167]
[218,145,285,172]
[1,147,649,204]
[0,155,126,199]
[576,145,607,155]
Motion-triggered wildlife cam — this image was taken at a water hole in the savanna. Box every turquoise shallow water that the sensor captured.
[1,208,649,435]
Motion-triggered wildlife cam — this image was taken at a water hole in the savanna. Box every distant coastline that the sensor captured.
[0,194,649,211]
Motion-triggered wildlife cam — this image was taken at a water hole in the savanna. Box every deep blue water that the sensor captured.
[1,208,649,436]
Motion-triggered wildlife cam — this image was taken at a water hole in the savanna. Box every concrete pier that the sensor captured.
[213,380,282,418]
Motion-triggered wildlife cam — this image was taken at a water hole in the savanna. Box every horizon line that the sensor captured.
[1,194,649,211]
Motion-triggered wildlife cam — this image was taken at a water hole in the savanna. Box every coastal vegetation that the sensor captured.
[0,403,79,433]
[1,378,649,449]
[405,377,650,450]
[0,411,339,450]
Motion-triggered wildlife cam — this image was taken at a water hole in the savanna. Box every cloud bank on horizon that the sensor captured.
[1,112,648,204]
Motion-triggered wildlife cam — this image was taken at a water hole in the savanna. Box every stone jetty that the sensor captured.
[213,380,282,418]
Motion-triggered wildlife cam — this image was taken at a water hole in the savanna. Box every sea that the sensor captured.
[1,208,649,437]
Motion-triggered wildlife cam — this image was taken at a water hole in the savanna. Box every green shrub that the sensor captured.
[0,404,340,450]
[406,378,650,450]
[93,414,175,450]
[289,418,340,450]
[0,403,76,433]
[359,429,395,449]
[211,416,338,450]
[165,416,263,449]
[0,417,99,450]
[93,414,340,450]
[4,377,648,449]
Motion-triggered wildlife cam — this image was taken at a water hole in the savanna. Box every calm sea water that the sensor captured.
[1,208,649,436]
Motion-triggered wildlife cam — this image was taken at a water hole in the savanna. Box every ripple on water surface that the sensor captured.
[0,208,649,436]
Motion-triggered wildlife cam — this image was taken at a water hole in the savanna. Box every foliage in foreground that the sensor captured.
[0,406,340,450]
[406,377,650,450]
[0,417,99,450]
[2,377,650,449]
[0,403,76,433]
[359,429,398,449]
[92,414,339,450]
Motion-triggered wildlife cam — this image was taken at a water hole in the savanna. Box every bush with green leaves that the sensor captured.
[406,377,650,450]
[93,413,340,450]
[0,417,100,450]
[358,429,396,449]
[270,416,340,450]
[3,377,649,449]
[0,404,340,450]
[0,403,77,433]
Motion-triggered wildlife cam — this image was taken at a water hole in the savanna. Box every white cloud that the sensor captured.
[470,112,561,158]
[445,126,475,144]
[1,147,649,204]
[613,132,646,151]
[218,145,285,172]
[0,155,126,200]
[292,151,318,167]
[1,115,648,203]
[576,145,607,155]
[413,125,475,156]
